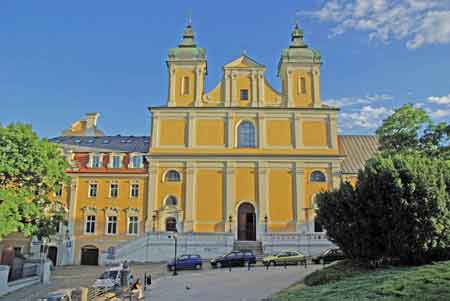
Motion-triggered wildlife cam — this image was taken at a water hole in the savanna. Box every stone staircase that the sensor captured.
[233,240,264,258]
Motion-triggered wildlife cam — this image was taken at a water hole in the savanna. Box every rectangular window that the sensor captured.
[91,155,101,168]
[110,183,118,198]
[132,156,143,168]
[89,183,97,198]
[240,89,249,100]
[130,184,139,198]
[128,216,139,235]
[298,77,306,95]
[112,155,121,168]
[85,215,96,234]
[107,216,117,234]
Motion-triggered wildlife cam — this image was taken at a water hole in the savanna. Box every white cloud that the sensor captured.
[338,105,394,131]
[428,93,450,105]
[323,93,393,107]
[306,0,450,48]
[426,108,450,119]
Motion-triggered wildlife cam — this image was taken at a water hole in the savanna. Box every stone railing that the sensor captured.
[261,232,334,256]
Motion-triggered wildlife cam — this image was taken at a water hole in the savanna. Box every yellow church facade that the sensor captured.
[147,23,343,240]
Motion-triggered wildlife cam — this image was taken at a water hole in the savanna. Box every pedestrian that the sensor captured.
[131,278,144,300]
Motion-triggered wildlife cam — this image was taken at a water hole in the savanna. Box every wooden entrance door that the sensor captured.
[80,246,99,265]
[237,203,256,241]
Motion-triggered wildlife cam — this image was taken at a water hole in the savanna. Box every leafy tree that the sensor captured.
[0,123,69,240]
[376,104,449,159]
[316,153,450,265]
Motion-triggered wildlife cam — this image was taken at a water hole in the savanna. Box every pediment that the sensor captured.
[224,54,265,69]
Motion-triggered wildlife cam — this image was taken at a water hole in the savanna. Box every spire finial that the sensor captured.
[295,9,301,28]
[187,9,192,26]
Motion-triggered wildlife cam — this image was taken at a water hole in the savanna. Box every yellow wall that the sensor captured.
[266,120,292,147]
[268,169,293,231]
[159,119,186,146]
[196,119,225,146]
[292,70,313,107]
[302,121,328,147]
[195,169,223,231]
[234,167,256,205]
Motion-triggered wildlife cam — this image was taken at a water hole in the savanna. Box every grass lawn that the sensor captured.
[273,260,450,300]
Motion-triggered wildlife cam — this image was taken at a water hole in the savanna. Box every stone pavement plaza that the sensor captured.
[146,265,322,301]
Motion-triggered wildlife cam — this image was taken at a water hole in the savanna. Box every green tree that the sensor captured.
[0,123,69,240]
[316,154,450,265]
[376,104,449,159]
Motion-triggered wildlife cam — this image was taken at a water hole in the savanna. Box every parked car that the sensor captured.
[93,265,133,289]
[210,250,256,268]
[262,251,306,266]
[167,254,203,271]
[312,248,345,264]
[43,289,73,301]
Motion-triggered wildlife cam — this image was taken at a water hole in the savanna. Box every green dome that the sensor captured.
[167,23,206,61]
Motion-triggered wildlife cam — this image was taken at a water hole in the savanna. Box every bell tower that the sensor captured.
[167,22,207,107]
[278,23,322,108]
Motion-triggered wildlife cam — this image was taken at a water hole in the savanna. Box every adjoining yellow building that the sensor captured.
[1,22,378,265]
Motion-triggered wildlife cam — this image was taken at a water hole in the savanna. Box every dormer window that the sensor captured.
[131,155,143,169]
[91,154,101,168]
[240,89,249,100]
[111,155,122,168]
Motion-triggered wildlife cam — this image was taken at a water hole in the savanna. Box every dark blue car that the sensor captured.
[167,254,202,271]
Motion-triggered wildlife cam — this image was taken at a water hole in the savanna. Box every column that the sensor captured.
[257,161,268,235]
[258,73,264,106]
[68,177,78,236]
[258,112,265,149]
[231,73,237,106]
[151,115,160,148]
[187,112,195,147]
[331,162,342,190]
[294,113,302,148]
[226,112,234,148]
[145,162,158,232]
[287,68,294,107]
[224,71,231,106]
[312,67,321,108]
[251,72,257,107]
[168,66,176,106]
[184,162,196,232]
[194,66,202,106]
[328,115,338,149]
[225,162,235,233]
[294,162,305,232]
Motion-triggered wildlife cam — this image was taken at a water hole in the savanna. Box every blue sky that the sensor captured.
[1,0,449,138]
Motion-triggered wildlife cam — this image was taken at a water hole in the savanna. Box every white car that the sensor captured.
[93,265,133,289]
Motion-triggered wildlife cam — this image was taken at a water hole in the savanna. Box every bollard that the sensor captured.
[144,273,152,291]
[229,264,232,272]
[265,262,269,270]
[284,261,287,269]
[247,261,251,271]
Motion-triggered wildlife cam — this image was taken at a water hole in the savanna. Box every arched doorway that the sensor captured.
[80,245,99,265]
[237,203,256,241]
[47,246,58,266]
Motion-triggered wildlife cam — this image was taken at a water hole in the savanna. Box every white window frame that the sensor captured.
[89,153,103,168]
[85,215,96,235]
[130,154,144,169]
[109,153,124,169]
[88,182,98,198]
[106,215,118,235]
[127,216,139,235]
[163,169,182,182]
[130,182,139,198]
[109,182,119,198]
[236,120,257,148]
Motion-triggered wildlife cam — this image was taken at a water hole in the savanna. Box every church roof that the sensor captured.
[49,136,150,153]
[224,54,265,69]
[338,135,379,174]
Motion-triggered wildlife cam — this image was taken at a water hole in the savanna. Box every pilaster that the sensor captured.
[231,72,237,106]
[68,177,78,236]
[312,67,321,108]
[224,71,231,107]
[151,115,160,148]
[258,73,264,107]
[226,112,234,148]
[328,115,338,149]
[187,112,196,147]
[287,68,294,107]
[331,162,342,190]
[225,162,235,233]
[257,112,265,149]
[168,66,176,107]
[194,66,202,106]
[294,162,305,232]
[184,162,197,232]
[145,162,158,232]
[293,113,303,148]
[251,72,257,107]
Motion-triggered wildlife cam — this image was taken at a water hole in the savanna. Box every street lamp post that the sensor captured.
[264,215,268,233]
[168,231,178,276]
[228,215,233,233]
[152,214,156,232]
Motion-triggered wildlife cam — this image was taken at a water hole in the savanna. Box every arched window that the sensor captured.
[165,170,181,182]
[165,217,177,232]
[310,171,326,182]
[237,121,256,148]
[165,196,177,206]
[181,76,190,96]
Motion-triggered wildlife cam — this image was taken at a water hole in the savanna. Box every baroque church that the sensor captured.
[1,22,378,265]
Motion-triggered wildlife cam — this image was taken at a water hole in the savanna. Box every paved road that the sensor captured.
[145,265,321,301]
